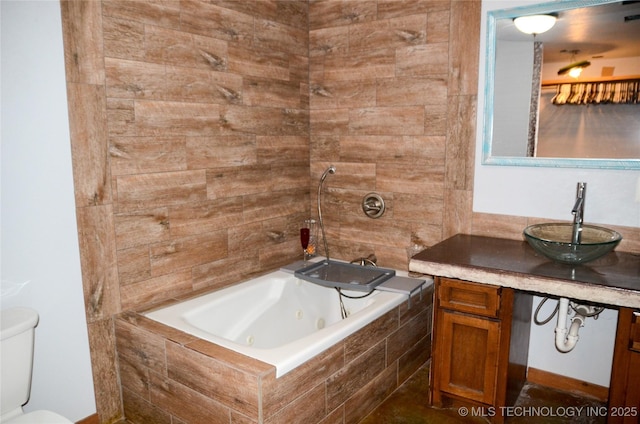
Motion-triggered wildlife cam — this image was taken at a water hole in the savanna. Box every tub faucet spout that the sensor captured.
[571,182,587,244]
[350,254,377,267]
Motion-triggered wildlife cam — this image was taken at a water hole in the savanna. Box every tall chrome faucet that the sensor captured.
[571,182,587,244]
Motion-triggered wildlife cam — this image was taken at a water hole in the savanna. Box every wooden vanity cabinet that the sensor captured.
[608,307,640,424]
[431,277,532,423]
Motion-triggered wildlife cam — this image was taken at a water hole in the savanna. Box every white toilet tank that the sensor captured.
[0,307,39,422]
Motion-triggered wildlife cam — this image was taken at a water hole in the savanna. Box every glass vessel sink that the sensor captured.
[523,223,622,265]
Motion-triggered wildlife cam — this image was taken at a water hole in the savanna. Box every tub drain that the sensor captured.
[246,335,254,346]
[295,310,303,320]
[316,318,325,329]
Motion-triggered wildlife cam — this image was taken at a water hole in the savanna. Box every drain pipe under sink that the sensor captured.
[555,297,585,353]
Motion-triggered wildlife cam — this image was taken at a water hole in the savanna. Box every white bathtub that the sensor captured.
[145,264,426,377]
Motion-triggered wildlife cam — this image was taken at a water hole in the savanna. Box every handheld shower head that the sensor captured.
[317,165,336,260]
[320,165,336,182]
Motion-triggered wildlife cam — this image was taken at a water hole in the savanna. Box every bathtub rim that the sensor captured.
[142,259,431,377]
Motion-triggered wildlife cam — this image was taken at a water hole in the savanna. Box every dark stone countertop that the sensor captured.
[410,234,640,309]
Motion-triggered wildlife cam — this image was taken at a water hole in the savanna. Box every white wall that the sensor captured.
[476,0,640,387]
[1,1,96,420]
[476,0,640,228]
[492,40,534,156]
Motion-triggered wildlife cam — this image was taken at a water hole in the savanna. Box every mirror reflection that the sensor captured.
[484,0,640,168]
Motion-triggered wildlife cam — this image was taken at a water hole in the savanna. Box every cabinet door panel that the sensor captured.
[623,353,640,420]
[438,311,500,404]
[609,308,640,424]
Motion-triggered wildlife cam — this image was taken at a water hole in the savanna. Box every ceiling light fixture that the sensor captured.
[557,60,591,78]
[557,50,591,78]
[513,14,557,35]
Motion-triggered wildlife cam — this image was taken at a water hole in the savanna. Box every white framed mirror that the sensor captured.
[482,0,640,169]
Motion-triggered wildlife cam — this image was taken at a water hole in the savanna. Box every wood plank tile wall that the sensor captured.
[60,1,639,422]
[62,1,311,421]
[308,0,480,269]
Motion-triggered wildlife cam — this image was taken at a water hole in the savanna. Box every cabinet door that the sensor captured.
[621,353,640,422]
[609,308,640,424]
[619,310,640,423]
[436,310,501,405]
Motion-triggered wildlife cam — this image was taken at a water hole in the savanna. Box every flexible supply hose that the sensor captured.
[534,297,559,325]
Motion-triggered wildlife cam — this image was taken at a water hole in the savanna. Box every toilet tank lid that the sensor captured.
[1,308,39,341]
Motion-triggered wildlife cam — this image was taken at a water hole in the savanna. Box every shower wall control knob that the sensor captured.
[362,193,385,218]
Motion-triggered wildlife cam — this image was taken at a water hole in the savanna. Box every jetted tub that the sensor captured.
[145,263,426,377]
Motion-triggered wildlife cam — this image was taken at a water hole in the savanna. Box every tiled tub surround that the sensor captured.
[115,280,433,424]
